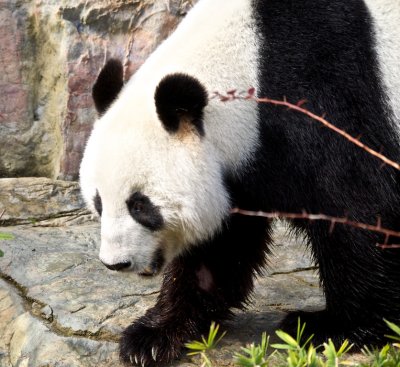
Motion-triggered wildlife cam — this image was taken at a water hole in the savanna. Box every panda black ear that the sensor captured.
[154,73,208,136]
[92,59,124,116]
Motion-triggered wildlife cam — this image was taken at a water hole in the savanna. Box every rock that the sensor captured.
[0,279,25,367]
[40,304,54,321]
[5,301,119,367]
[0,177,92,226]
[0,177,325,365]
[0,0,198,180]
[0,220,324,367]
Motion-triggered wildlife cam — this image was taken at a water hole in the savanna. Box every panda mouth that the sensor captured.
[138,248,165,276]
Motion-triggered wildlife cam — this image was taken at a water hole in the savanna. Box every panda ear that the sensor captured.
[92,59,124,116]
[154,73,208,136]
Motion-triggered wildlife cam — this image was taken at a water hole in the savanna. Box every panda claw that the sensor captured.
[151,346,157,361]
[141,356,145,367]
[134,355,138,365]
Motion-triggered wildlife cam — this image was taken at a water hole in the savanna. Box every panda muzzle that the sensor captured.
[138,249,165,276]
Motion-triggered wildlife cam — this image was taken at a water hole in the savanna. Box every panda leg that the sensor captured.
[120,215,271,366]
[281,222,400,348]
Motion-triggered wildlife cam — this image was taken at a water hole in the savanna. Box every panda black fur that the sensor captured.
[80,0,400,365]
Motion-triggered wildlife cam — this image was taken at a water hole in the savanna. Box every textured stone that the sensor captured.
[7,306,119,367]
[0,178,325,365]
[0,279,25,367]
[0,0,198,180]
[0,220,324,367]
[0,177,92,225]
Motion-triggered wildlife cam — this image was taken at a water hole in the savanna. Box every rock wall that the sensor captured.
[0,0,196,180]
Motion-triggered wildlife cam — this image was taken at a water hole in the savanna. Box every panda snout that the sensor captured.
[101,260,131,271]
[99,248,165,275]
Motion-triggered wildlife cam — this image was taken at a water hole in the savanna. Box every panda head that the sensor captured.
[80,59,231,275]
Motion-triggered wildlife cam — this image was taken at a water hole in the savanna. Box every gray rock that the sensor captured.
[0,177,325,365]
[0,279,25,367]
[0,220,324,367]
[0,177,92,226]
[5,302,119,367]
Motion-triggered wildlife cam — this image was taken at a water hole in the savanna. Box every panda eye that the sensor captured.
[132,201,144,213]
[126,192,164,231]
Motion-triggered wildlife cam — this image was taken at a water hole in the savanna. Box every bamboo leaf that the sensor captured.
[0,232,13,240]
[275,330,299,348]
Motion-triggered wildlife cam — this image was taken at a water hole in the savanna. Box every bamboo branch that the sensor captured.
[231,208,400,248]
[216,90,400,249]
[213,89,400,171]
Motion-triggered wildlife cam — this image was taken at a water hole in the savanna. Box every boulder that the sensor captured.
[0,0,197,180]
[0,178,324,365]
[0,222,323,366]
[0,177,91,226]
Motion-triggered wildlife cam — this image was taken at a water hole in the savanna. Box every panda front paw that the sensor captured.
[120,321,185,367]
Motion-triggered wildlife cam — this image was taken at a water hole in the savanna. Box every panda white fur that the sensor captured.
[80,0,400,365]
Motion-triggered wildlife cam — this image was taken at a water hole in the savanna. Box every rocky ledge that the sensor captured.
[0,178,323,366]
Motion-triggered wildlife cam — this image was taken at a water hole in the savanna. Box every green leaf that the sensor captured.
[0,249,3,257]
[207,322,226,348]
[322,339,338,367]
[307,344,319,367]
[385,319,400,341]
[185,321,226,364]
[296,318,305,341]
[186,340,208,353]
[336,339,353,356]
[201,352,213,367]
[275,330,299,348]
[271,343,297,350]
[234,333,271,367]
[0,232,14,240]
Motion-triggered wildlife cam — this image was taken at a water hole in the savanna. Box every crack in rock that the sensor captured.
[120,290,160,298]
[269,266,318,276]
[0,272,118,343]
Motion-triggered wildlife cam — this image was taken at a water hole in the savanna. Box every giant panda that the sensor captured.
[79,0,400,365]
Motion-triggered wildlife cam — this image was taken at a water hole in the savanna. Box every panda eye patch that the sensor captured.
[94,191,103,216]
[126,192,164,231]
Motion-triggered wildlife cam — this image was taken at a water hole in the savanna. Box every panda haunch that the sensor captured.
[80,0,400,365]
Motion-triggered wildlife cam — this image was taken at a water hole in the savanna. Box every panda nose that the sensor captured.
[101,261,131,271]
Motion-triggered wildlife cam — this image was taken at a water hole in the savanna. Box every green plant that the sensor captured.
[362,344,400,367]
[234,332,272,367]
[360,320,400,367]
[187,319,400,367]
[385,320,400,348]
[0,233,14,240]
[186,321,226,367]
[0,232,13,257]
[322,339,353,367]
[272,319,318,367]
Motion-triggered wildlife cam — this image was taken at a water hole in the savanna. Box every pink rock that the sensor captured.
[0,0,197,180]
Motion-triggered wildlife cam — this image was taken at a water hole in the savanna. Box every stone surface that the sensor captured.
[0,177,92,226]
[0,177,325,366]
[0,0,198,180]
[0,279,119,367]
[0,220,324,367]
